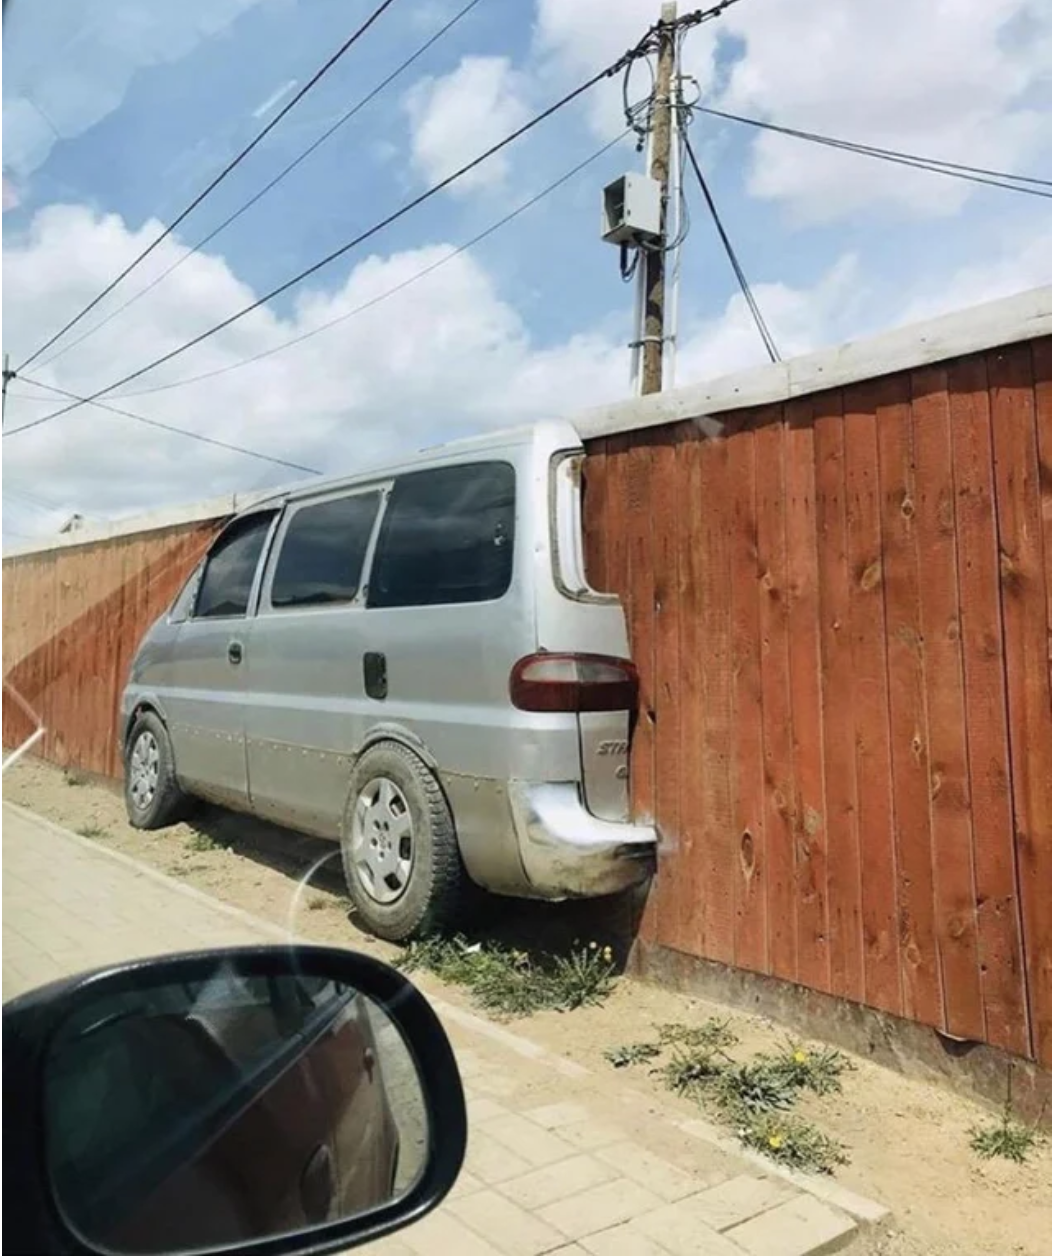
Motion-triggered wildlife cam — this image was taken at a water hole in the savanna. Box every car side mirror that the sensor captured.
[3,945,467,1256]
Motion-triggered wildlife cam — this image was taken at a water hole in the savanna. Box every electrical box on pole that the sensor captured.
[601,174,663,246]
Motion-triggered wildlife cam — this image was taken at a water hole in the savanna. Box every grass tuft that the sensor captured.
[76,822,109,840]
[738,1112,850,1174]
[969,1111,1038,1164]
[185,831,221,853]
[603,1041,662,1068]
[397,935,616,1018]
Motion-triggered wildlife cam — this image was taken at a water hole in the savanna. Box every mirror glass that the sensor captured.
[42,958,429,1255]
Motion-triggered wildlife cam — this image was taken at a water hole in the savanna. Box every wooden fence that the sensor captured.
[3,522,221,777]
[582,337,1052,1067]
[4,320,1050,1071]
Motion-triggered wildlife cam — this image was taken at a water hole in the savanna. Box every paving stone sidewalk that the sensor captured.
[3,802,868,1256]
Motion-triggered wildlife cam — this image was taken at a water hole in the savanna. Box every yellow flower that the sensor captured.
[602,946,613,962]
[768,1134,784,1150]
[793,1050,808,1064]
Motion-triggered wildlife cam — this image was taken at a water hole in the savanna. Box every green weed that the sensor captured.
[773,1040,853,1096]
[656,1019,739,1052]
[397,935,617,1018]
[739,1112,850,1174]
[185,831,220,853]
[604,1041,663,1068]
[969,1110,1039,1164]
[656,1046,727,1099]
[76,823,109,840]
[716,1060,799,1115]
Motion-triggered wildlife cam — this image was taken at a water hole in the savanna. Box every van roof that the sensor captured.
[268,418,581,508]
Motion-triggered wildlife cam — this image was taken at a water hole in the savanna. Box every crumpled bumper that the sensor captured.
[507,781,657,899]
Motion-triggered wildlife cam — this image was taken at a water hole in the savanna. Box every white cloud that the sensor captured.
[532,0,723,138]
[718,0,1051,221]
[403,56,532,193]
[895,221,1051,325]
[3,200,1046,547]
[1,203,628,537]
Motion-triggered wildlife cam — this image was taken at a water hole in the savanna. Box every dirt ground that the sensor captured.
[5,756,1050,1256]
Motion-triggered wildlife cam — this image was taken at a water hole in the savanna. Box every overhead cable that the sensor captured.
[6,0,742,438]
[683,135,780,363]
[16,0,403,372]
[13,375,322,475]
[36,0,486,372]
[117,133,630,399]
[695,105,1053,198]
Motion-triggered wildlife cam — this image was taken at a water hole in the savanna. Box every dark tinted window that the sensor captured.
[368,462,514,609]
[195,514,273,619]
[270,492,380,608]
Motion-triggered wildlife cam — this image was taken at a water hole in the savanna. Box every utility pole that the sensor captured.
[2,353,13,425]
[639,2,677,396]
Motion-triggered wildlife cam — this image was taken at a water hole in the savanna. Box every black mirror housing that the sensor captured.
[3,945,467,1256]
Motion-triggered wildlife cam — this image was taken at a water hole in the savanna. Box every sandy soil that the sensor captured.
[5,756,1050,1256]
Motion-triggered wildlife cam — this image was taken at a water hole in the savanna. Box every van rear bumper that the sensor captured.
[507,781,656,898]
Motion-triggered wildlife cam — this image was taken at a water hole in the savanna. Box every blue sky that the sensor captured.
[2,0,1051,541]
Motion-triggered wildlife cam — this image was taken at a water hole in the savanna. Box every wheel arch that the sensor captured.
[122,697,171,753]
[353,723,442,776]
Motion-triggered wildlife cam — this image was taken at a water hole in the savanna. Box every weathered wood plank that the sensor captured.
[948,354,1029,1056]
[843,382,903,1017]
[875,372,942,1029]
[784,396,830,992]
[989,343,1052,1067]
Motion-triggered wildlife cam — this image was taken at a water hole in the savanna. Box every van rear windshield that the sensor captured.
[367,462,514,608]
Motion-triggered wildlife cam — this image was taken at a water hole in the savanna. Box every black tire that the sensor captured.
[340,742,469,942]
[123,710,192,830]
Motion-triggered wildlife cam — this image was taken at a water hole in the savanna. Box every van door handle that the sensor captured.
[227,640,243,665]
[364,652,387,700]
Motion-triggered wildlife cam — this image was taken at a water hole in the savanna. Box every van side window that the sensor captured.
[270,492,380,608]
[194,514,274,619]
[368,462,515,609]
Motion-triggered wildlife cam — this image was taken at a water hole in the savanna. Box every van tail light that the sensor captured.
[510,653,639,713]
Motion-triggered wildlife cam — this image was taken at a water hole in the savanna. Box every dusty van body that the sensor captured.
[120,421,656,940]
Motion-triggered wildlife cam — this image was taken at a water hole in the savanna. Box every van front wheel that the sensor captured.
[340,742,469,942]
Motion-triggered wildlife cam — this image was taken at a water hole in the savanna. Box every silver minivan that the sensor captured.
[121,420,656,940]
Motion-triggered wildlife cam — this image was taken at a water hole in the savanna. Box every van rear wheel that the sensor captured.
[340,742,469,942]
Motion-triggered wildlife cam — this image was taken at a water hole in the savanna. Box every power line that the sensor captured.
[6,1,742,438]
[117,133,631,401]
[5,37,666,438]
[13,375,322,475]
[36,0,486,373]
[694,105,1053,198]
[683,135,779,363]
[15,0,403,373]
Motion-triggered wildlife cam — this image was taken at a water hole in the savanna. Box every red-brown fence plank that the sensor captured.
[948,353,1029,1056]
[697,434,736,965]
[912,365,984,1041]
[784,397,830,993]
[755,410,796,982]
[1031,337,1052,646]
[582,439,609,593]
[843,383,903,1017]
[989,343,1053,1068]
[675,436,708,954]
[728,426,768,974]
[652,431,685,953]
[814,390,865,1003]
[602,434,631,601]
[622,433,660,941]
[875,373,942,1029]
